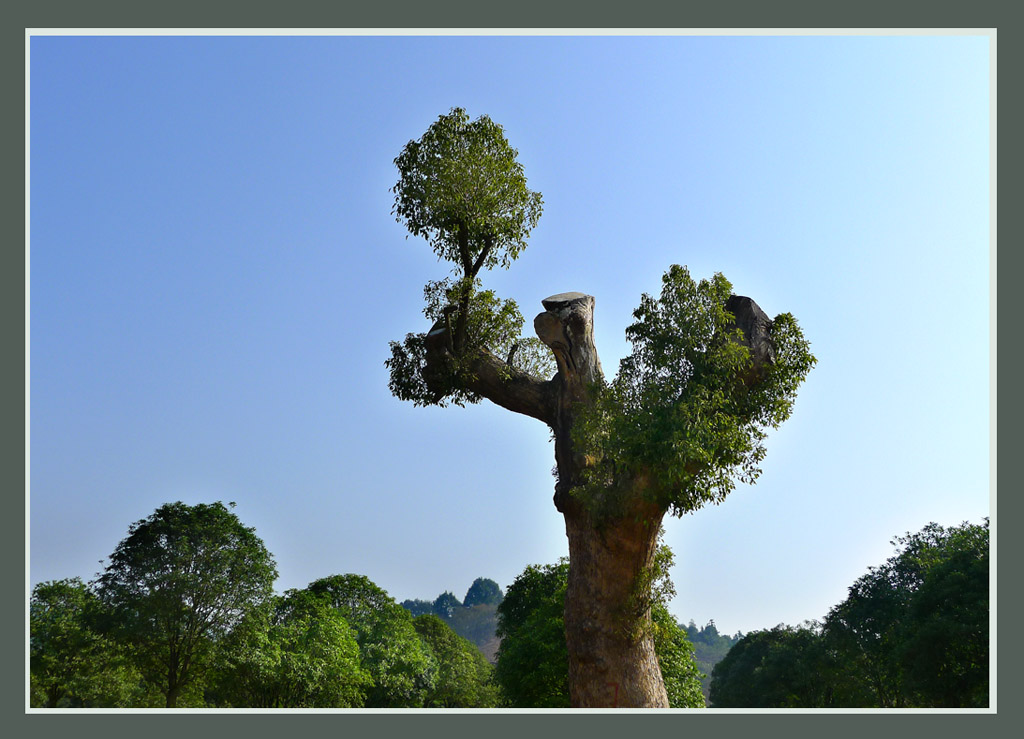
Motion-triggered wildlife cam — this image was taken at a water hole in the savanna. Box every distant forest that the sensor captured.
[400,578,504,663]
[30,502,988,708]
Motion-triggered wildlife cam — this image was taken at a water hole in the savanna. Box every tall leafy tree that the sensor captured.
[212,589,369,707]
[387,108,815,706]
[307,574,435,707]
[95,501,277,707]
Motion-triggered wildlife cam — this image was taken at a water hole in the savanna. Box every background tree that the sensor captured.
[463,577,503,607]
[432,591,462,618]
[896,522,989,707]
[821,564,905,706]
[684,620,744,701]
[402,578,505,662]
[95,501,277,707]
[307,574,435,707]
[30,578,155,707]
[650,602,707,709]
[494,551,705,708]
[709,623,835,708]
[413,614,502,707]
[707,520,988,708]
[823,519,989,708]
[387,108,815,706]
[493,561,572,707]
[211,588,369,708]
[400,598,435,617]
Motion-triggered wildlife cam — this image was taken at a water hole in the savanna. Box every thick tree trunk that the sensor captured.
[421,289,775,708]
[534,293,670,707]
[562,502,669,706]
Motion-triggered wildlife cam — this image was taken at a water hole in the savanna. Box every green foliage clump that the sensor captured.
[210,589,369,707]
[400,598,435,617]
[413,615,502,707]
[709,520,989,708]
[683,620,744,700]
[823,519,989,708]
[30,578,157,707]
[493,561,572,707]
[391,107,542,272]
[572,265,815,518]
[432,590,463,618]
[710,622,833,707]
[463,577,504,607]
[387,274,554,408]
[651,603,707,709]
[306,574,435,707]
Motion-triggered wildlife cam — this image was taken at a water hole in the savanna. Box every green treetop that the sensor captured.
[392,107,543,278]
[95,501,277,708]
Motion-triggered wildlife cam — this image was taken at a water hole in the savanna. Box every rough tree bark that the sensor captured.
[422,290,774,708]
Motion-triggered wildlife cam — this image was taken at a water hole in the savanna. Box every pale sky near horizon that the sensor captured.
[29,32,991,636]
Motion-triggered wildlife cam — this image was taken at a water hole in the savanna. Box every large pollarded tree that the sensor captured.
[387,108,815,707]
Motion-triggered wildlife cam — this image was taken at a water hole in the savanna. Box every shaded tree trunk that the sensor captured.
[535,293,670,707]
[561,501,668,706]
[422,290,773,707]
[166,686,179,708]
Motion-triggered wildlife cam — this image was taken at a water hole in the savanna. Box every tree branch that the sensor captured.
[424,325,557,426]
[506,341,519,367]
[456,221,472,276]
[470,232,495,277]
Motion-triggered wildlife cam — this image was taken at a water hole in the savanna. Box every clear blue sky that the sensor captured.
[29,33,990,636]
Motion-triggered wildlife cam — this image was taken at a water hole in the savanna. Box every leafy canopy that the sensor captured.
[95,501,277,706]
[387,278,554,407]
[573,265,816,517]
[709,623,833,708]
[307,574,435,707]
[392,107,543,275]
[823,519,989,708]
[212,588,369,708]
[30,578,154,708]
[710,520,989,708]
[463,577,504,607]
[413,614,502,708]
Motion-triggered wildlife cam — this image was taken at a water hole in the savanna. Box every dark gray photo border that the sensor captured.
[5,2,1015,738]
